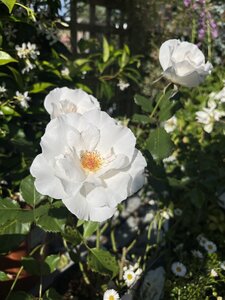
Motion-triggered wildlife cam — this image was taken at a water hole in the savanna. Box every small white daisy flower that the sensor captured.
[123,269,136,287]
[210,269,218,277]
[220,261,225,271]
[192,250,203,259]
[171,262,187,277]
[197,234,208,247]
[174,208,182,216]
[117,80,130,91]
[103,289,120,300]
[14,91,31,109]
[204,241,217,254]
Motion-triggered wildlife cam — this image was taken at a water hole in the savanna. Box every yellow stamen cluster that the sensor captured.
[127,273,133,280]
[80,150,103,172]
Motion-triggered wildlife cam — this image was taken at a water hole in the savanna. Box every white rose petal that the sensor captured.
[159,39,213,88]
[30,110,147,222]
[44,87,100,119]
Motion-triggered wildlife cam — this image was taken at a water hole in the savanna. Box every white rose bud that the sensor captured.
[159,39,213,88]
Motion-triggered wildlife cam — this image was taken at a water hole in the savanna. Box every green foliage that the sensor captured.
[134,94,153,112]
[103,37,110,63]
[20,175,43,206]
[8,291,33,300]
[146,128,174,160]
[0,51,17,65]
[1,0,16,12]
[83,221,99,239]
[0,270,10,281]
[87,248,119,278]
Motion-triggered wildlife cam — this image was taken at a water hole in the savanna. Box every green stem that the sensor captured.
[5,244,42,300]
[149,83,172,119]
[79,262,91,285]
[207,17,212,61]
[110,229,117,253]
[119,247,127,280]
[157,215,163,244]
[96,224,100,249]
[100,222,108,235]
[75,245,91,285]
[5,266,24,300]
[39,245,45,300]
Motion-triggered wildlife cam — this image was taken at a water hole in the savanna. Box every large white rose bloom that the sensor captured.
[44,87,100,119]
[30,110,146,222]
[159,39,213,88]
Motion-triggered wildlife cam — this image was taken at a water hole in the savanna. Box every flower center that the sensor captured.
[176,267,182,273]
[127,274,133,280]
[80,150,103,172]
[109,296,115,300]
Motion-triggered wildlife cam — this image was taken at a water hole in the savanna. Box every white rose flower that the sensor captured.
[159,39,213,88]
[30,110,146,222]
[44,87,100,119]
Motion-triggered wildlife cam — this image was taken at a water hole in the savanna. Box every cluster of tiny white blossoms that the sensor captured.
[209,80,225,103]
[0,83,7,97]
[171,261,187,277]
[191,249,204,259]
[15,42,40,74]
[14,91,30,109]
[123,263,142,287]
[36,21,58,45]
[196,98,225,133]
[30,87,147,222]
[197,234,217,254]
[61,67,70,77]
[117,80,130,91]
[163,115,177,133]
